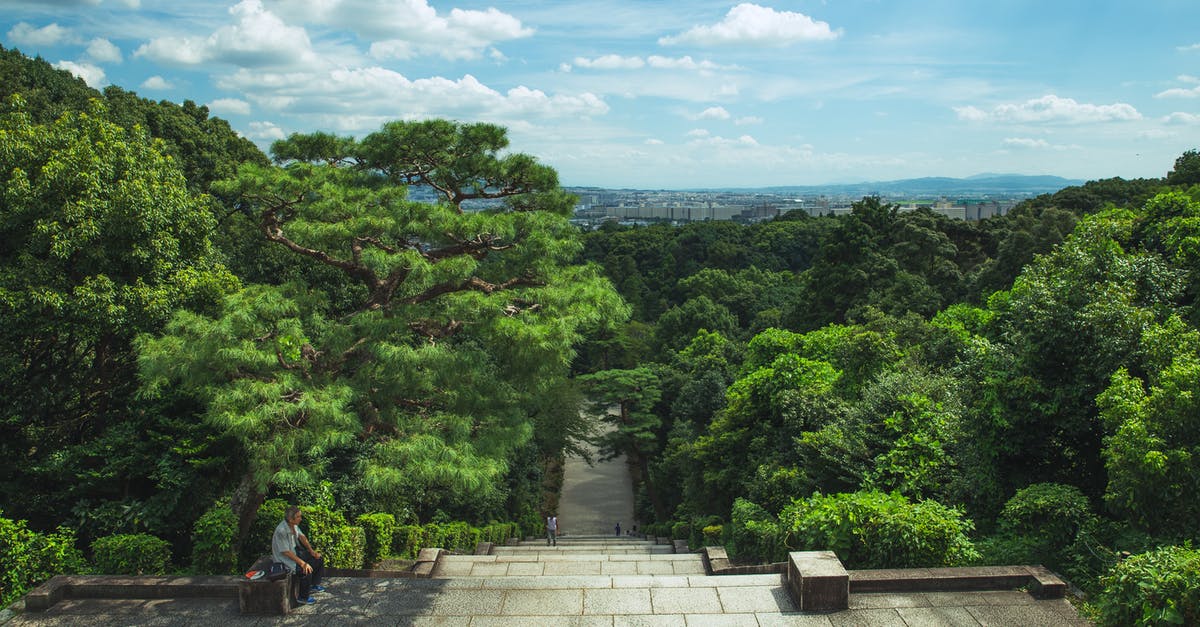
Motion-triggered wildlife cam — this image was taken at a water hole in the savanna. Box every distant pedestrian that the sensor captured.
[546,515,558,546]
[615,522,621,536]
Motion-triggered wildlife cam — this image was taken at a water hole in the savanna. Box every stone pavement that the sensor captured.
[556,416,636,537]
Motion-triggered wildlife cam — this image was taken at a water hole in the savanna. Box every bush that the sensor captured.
[357,513,396,565]
[702,525,724,546]
[393,525,424,560]
[1094,545,1200,626]
[191,501,239,574]
[320,524,366,570]
[1000,483,1092,541]
[671,521,691,542]
[780,491,979,569]
[0,513,86,609]
[92,533,172,575]
[726,498,786,562]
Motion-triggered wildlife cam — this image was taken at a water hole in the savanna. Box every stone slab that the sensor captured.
[583,588,653,615]
[648,588,723,614]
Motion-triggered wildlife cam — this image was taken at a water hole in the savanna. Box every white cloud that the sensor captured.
[1177,43,1200,52]
[1164,112,1200,125]
[955,95,1141,124]
[734,116,763,126]
[644,138,664,145]
[686,128,710,137]
[208,98,252,116]
[247,121,286,141]
[567,54,731,72]
[217,67,608,127]
[140,75,173,90]
[1003,137,1049,149]
[688,134,759,147]
[1179,75,1200,84]
[135,0,319,69]
[693,106,731,120]
[573,55,645,70]
[1156,86,1200,98]
[53,60,106,87]
[660,3,841,47]
[8,22,73,47]
[86,38,122,63]
[297,0,535,61]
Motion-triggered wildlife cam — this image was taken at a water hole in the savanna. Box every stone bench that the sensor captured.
[25,575,236,611]
[788,551,849,611]
[238,557,300,615]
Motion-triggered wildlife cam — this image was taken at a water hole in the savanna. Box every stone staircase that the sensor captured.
[424,535,797,621]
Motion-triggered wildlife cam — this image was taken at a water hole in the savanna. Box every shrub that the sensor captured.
[191,501,239,574]
[1000,483,1092,541]
[319,525,366,570]
[671,521,691,542]
[780,491,979,569]
[726,498,786,562]
[1094,545,1200,626]
[0,513,86,608]
[357,513,396,565]
[393,525,424,560]
[702,525,724,546]
[92,533,172,575]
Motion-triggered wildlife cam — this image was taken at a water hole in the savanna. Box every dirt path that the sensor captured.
[554,417,636,537]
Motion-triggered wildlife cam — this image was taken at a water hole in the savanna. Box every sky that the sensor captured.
[2,0,1198,189]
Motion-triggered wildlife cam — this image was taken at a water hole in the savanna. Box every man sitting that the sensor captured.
[272,505,326,604]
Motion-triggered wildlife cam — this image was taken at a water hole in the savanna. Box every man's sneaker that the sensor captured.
[296,596,316,605]
[312,585,326,592]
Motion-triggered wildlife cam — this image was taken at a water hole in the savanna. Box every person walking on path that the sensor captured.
[272,505,326,605]
[615,522,621,537]
[546,515,558,546]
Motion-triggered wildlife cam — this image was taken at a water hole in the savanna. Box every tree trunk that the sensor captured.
[230,472,268,558]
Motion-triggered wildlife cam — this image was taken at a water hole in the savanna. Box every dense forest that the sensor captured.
[2,46,1199,624]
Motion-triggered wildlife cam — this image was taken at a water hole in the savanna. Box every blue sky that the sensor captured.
[2,0,1198,188]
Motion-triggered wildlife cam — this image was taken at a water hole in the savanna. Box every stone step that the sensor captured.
[435,554,706,578]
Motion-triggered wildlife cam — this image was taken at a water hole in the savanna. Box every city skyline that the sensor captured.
[2,0,1198,189]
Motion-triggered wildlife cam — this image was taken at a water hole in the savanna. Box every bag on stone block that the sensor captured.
[265,561,288,581]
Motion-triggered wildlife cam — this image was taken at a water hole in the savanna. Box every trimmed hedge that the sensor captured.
[92,533,171,575]
[358,513,397,565]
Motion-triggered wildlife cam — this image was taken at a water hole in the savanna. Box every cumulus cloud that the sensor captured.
[734,116,763,125]
[688,134,759,147]
[53,60,106,87]
[1156,86,1200,98]
[686,128,710,137]
[140,75,173,90]
[1003,137,1049,149]
[693,106,731,120]
[573,55,645,70]
[86,38,122,63]
[564,54,731,72]
[1177,43,1200,52]
[288,0,535,61]
[247,120,286,141]
[8,22,74,47]
[1164,112,1200,125]
[208,98,252,116]
[135,0,319,68]
[660,3,840,47]
[644,138,664,145]
[217,67,608,126]
[955,95,1141,124]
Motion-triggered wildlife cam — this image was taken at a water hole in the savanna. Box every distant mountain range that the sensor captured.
[699,174,1085,197]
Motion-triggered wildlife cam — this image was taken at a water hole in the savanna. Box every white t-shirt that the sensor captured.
[547,516,557,531]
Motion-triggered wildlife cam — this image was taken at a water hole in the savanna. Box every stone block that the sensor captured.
[1026,565,1067,598]
[237,574,296,615]
[787,551,848,611]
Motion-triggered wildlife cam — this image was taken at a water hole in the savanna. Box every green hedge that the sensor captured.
[191,501,239,574]
[0,513,86,609]
[727,498,786,562]
[1094,545,1200,626]
[780,491,979,569]
[92,533,171,575]
[394,525,424,560]
[358,513,397,565]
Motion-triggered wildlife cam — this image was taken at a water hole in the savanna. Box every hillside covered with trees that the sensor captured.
[2,46,1199,624]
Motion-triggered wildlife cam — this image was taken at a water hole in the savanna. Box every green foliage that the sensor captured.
[726,498,786,562]
[999,483,1092,540]
[393,525,425,560]
[241,499,288,567]
[780,491,979,569]
[0,512,86,609]
[191,502,239,574]
[1094,545,1200,626]
[702,525,724,546]
[357,513,396,565]
[91,533,171,575]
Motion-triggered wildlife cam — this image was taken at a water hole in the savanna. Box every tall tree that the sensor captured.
[138,120,626,543]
